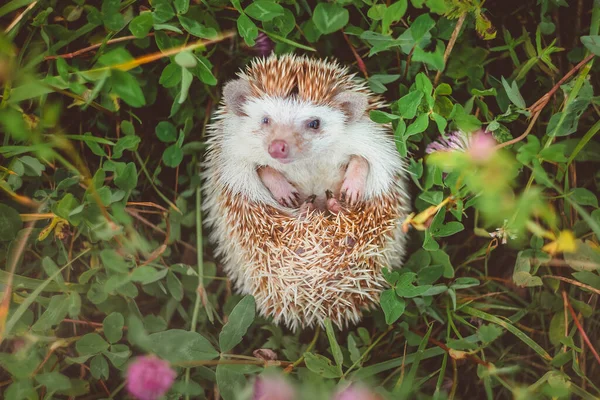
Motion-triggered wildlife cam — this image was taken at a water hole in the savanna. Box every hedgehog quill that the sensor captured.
[203,54,410,330]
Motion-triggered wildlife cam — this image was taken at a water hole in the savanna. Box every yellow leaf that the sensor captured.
[542,230,577,255]
[449,349,468,360]
[403,196,454,232]
[38,216,69,241]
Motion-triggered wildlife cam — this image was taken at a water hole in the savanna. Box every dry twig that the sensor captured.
[562,291,600,367]
[495,54,595,150]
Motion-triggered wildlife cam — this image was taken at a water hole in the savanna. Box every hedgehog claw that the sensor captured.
[299,194,317,217]
[326,190,342,214]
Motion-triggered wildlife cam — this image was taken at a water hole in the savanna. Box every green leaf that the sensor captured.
[312,3,349,35]
[100,249,130,273]
[405,113,429,137]
[31,294,70,332]
[76,333,110,356]
[367,4,386,20]
[160,63,181,88]
[572,271,600,290]
[382,0,407,33]
[462,306,552,361]
[166,270,184,301]
[451,277,480,290]
[175,51,197,68]
[111,70,146,108]
[431,112,447,134]
[114,162,138,193]
[194,56,218,86]
[54,193,78,220]
[449,104,482,132]
[19,155,46,176]
[5,380,37,399]
[539,144,568,162]
[564,240,600,271]
[153,0,175,23]
[102,0,125,31]
[150,329,219,363]
[368,74,401,94]
[435,83,452,96]
[570,188,598,207]
[303,352,342,378]
[432,221,464,237]
[0,204,23,241]
[67,292,81,318]
[130,266,169,284]
[501,77,526,109]
[129,12,153,38]
[245,1,284,22]
[175,0,189,14]
[431,249,454,278]
[548,313,566,346]
[162,144,184,167]
[90,354,109,380]
[219,295,256,352]
[370,110,400,123]
[411,13,435,42]
[348,334,361,364]
[380,289,406,324]
[113,135,141,159]
[581,35,600,56]
[412,40,445,70]
[179,67,193,104]
[179,15,217,38]
[216,364,247,400]
[395,273,432,298]
[36,371,72,392]
[546,111,578,137]
[156,121,177,143]
[324,319,343,371]
[397,91,424,119]
[237,14,259,46]
[103,312,124,344]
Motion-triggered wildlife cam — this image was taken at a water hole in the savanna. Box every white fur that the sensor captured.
[215,96,403,210]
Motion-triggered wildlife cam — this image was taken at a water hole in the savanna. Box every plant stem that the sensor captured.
[434,13,466,85]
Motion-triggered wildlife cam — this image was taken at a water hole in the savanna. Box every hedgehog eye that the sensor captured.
[261,117,270,125]
[307,119,320,130]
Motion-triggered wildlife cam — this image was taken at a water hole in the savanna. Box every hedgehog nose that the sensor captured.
[268,140,289,160]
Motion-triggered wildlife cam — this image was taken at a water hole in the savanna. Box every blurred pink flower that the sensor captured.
[126,355,176,400]
[253,376,296,400]
[426,129,497,161]
[333,384,381,400]
[254,32,275,57]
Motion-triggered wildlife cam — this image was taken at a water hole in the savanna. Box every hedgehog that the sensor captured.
[202,54,409,331]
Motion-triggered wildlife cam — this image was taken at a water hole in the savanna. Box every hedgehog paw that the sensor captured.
[341,155,369,206]
[340,181,363,206]
[299,194,317,216]
[258,166,299,208]
[326,190,342,214]
[276,188,300,208]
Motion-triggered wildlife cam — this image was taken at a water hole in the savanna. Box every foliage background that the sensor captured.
[0,0,599,399]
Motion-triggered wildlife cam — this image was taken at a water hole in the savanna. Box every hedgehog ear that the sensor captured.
[223,79,252,116]
[334,91,369,123]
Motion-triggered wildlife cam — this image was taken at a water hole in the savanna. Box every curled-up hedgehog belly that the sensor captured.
[203,54,410,331]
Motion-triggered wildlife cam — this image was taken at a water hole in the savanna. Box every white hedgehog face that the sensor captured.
[222,78,369,164]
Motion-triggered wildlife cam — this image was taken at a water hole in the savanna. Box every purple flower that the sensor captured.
[333,384,381,400]
[126,355,176,400]
[252,376,296,400]
[254,32,275,57]
[426,129,497,161]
